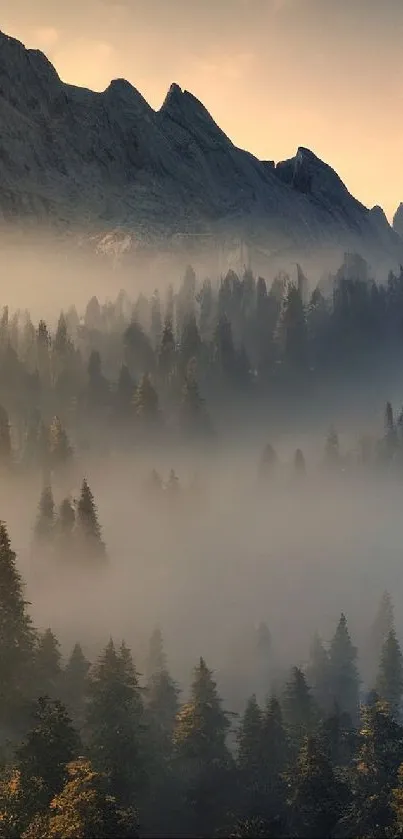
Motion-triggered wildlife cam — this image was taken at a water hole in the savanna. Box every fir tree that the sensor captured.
[0,523,36,733]
[34,629,61,699]
[33,484,55,548]
[61,642,90,732]
[145,627,166,683]
[340,700,403,838]
[328,614,359,721]
[55,498,75,560]
[180,358,212,438]
[306,633,332,716]
[368,591,395,683]
[133,374,160,429]
[237,695,263,780]
[24,758,139,838]
[158,317,176,384]
[48,416,73,477]
[282,667,315,749]
[85,640,145,806]
[17,697,80,814]
[376,630,403,716]
[76,479,107,565]
[287,736,350,838]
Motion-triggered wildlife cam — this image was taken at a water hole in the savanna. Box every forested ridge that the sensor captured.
[0,252,402,836]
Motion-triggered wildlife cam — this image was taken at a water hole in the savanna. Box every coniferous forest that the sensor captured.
[2,252,403,836]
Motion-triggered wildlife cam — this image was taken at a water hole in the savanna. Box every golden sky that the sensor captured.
[1,0,402,220]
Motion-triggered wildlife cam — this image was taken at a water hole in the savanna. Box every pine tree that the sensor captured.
[55,498,75,561]
[180,358,212,438]
[133,374,160,429]
[282,667,315,749]
[328,614,359,721]
[33,485,55,548]
[275,284,308,371]
[61,642,90,731]
[48,416,73,477]
[76,479,107,565]
[85,640,145,805]
[306,634,332,716]
[150,289,162,350]
[158,317,176,384]
[340,700,403,838]
[237,695,263,781]
[368,591,395,684]
[34,629,61,699]
[0,523,36,733]
[174,657,231,763]
[179,315,202,370]
[287,736,350,838]
[23,758,138,838]
[376,630,403,716]
[174,658,233,837]
[17,697,80,813]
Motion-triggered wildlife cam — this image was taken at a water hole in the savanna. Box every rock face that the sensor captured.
[393,204,403,239]
[0,29,401,266]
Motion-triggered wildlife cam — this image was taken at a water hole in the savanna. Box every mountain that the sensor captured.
[0,29,401,272]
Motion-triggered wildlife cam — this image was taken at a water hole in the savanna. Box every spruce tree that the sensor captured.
[237,695,263,781]
[340,700,403,838]
[368,591,395,682]
[282,667,315,750]
[34,629,61,699]
[85,640,145,806]
[174,657,231,763]
[133,374,160,429]
[0,523,36,733]
[17,697,80,813]
[287,736,350,838]
[24,758,139,838]
[306,633,332,716]
[180,358,212,439]
[55,498,75,561]
[76,479,107,565]
[61,642,90,731]
[174,657,233,837]
[376,630,403,716]
[158,317,176,384]
[33,484,55,548]
[48,416,73,479]
[145,627,166,683]
[328,614,359,721]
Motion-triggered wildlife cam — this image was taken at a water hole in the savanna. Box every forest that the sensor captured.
[0,250,403,837]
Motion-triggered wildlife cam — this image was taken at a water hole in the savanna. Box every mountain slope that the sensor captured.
[0,29,401,268]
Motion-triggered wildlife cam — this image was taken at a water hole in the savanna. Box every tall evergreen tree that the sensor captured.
[33,484,55,548]
[0,523,36,734]
[282,667,315,750]
[55,498,75,561]
[34,629,61,699]
[287,736,350,838]
[180,358,212,438]
[61,642,90,732]
[376,630,403,716]
[76,479,107,565]
[24,758,139,839]
[17,697,80,813]
[306,634,332,716]
[85,640,145,806]
[133,374,160,429]
[328,614,359,721]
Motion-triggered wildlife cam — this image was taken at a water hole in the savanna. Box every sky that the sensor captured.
[1,0,402,220]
